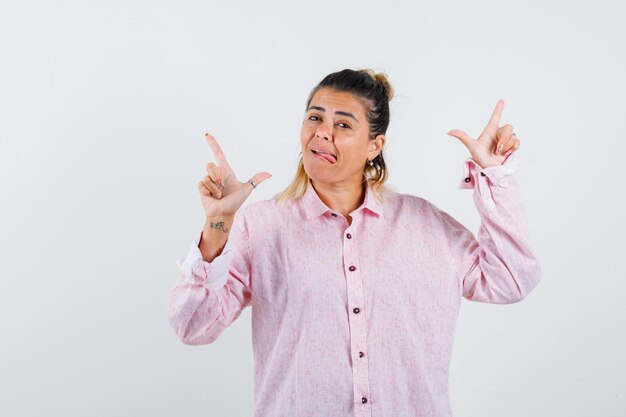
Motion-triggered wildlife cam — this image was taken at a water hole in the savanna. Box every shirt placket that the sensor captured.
[341,216,372,417]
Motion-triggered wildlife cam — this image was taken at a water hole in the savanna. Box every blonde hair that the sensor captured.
[275,68,395,206]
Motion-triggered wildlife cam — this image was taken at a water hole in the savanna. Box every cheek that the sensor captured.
[299,136,310,151]
[300,126,312,142]
[341,142,366,161]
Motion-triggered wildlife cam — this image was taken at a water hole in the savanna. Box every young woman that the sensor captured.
[168,68,541,417]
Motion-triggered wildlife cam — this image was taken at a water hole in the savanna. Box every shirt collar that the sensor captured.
[300,179,384,220]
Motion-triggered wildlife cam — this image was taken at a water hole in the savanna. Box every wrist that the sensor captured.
[206,213,235,220]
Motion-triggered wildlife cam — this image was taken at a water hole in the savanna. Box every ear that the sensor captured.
[368,134,386,160]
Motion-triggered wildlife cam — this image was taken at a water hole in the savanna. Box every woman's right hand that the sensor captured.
[198,133,272,218]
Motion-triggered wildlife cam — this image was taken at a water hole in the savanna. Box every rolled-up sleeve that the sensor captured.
[435,151,542,304]
[168,208,252,344]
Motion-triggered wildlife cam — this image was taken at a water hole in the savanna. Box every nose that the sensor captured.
[315,124,332,141]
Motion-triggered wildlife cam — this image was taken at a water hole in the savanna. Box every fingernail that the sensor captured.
[216,193,221,198]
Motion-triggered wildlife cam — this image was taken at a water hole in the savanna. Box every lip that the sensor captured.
[310,147,337,160]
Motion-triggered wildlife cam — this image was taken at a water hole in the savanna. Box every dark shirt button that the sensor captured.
[331,213,337,217]
[358,351,364,358]
[361,397,368,404]
[480,172,486,177]
[349,265,356,271]
[464,176,471,183]
[346,233,352,239]
[353,307,360,314]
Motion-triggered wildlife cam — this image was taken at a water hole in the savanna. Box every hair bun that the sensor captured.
[373,73,394,102]
[358,68,394,102]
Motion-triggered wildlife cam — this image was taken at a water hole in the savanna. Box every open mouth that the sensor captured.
[311,149,337,164]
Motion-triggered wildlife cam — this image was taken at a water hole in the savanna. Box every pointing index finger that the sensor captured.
[204,133,231,168]
[487,99,505,128]
[480,99,505,138]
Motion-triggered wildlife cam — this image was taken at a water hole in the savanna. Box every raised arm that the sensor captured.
[167,132,271,344]
[433,151,542,304]
[440,100,542,303]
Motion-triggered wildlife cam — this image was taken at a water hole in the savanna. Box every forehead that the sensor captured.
[309,88,366,116]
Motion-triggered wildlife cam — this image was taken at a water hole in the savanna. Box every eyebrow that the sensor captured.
[307,106,359,123]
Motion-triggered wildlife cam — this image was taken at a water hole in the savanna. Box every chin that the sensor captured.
[303,162,332,183]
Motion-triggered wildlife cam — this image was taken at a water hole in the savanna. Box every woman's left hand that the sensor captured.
[446,99,520,169]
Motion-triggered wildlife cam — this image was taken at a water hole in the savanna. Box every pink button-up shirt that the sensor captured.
[168,151,541,417]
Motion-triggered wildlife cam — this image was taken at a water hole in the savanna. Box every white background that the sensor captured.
[1,1,624,416]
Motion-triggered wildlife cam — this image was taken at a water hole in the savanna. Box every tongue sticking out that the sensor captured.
[320,153,336,163]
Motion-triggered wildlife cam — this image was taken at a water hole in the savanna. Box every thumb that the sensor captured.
[446,129,473,148]
[253,171,272,185]
[244,172,272,190]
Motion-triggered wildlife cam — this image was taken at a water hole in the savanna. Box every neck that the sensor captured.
[310,178,366,219]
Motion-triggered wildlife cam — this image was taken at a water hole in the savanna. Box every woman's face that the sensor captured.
[300,87,384,186]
